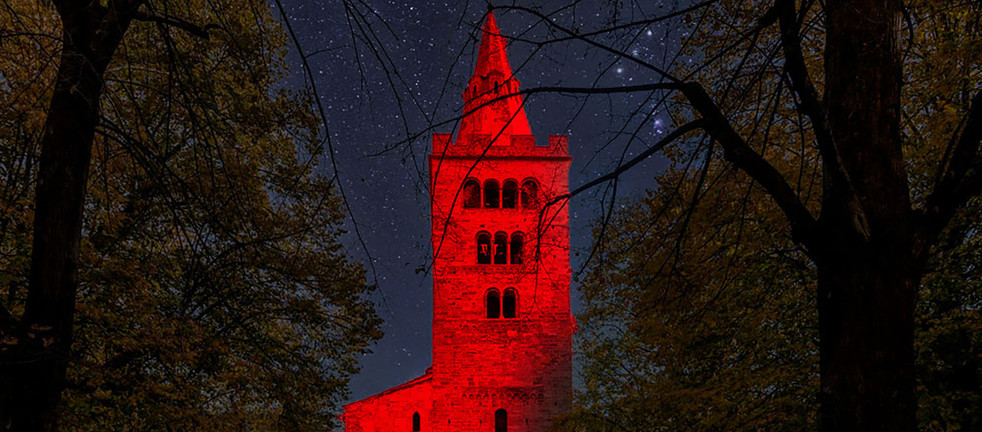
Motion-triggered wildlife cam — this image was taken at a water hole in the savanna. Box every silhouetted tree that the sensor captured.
[0,1,380,430]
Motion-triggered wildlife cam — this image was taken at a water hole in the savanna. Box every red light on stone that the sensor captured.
[342,11,573,432]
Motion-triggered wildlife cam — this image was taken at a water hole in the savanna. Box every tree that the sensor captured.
[448,0,980,430]
[0,0,380,430]
[569,159,820,431]
[566,153,979,431]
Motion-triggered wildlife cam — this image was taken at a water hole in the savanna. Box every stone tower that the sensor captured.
[342,12,573,432]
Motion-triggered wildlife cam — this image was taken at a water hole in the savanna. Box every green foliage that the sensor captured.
[566,0,980,430]
[0,1,381,430]
[917,201,982,432]
[571,161,819,432]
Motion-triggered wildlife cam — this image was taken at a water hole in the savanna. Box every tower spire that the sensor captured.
[458,11,532,144]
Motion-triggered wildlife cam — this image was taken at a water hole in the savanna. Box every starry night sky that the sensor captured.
[275,0,688,403]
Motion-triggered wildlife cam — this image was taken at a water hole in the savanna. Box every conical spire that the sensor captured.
[457,11,532,144]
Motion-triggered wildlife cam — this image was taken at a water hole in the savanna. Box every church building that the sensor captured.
[341,11,574,432]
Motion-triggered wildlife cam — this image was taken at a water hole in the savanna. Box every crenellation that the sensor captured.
[548,135,569,155]
[431,132,571,158]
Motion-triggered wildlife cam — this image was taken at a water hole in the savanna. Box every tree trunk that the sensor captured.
[816,249,918,432]
[819,0,915,430]
[0,4,133,430]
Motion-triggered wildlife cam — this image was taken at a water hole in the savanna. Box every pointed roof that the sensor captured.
[457,11,532,144]
[472,12,511,85]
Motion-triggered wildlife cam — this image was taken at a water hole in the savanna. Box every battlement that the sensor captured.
[431,133,569,158]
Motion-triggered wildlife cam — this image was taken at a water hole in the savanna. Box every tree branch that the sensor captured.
[776,0,869,242]
[492,5,682,83]
[133,10,219,39]
[368,83,688,157]
[270,0,380,286]
[776,0,833,159]
[539,81,820,246]
[499,0,722,46]
[681,82,818,246]
[917,90,982,258]
[522,83,682,96]
[547,120,706,206]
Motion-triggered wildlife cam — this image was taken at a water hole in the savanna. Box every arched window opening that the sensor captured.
[493,232,508,264]
[502,289,517,319]
[510,232,524,264]
[521,180,538,208]
[477,232,492,264]
[463,179,481,208]
[495,409,507,432]
[484,180,500,208]
[502,180,518,209]
[413,412,420,431]
[486,289,500,319]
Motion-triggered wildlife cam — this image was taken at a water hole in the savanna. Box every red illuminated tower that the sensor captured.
[342,12,573,432]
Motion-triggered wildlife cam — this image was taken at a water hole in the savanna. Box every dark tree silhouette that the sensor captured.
[1,3,144,429]
[0,1,382,430]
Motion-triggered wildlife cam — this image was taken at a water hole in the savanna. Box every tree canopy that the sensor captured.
[0,0,380,430]
[557,0,980,430]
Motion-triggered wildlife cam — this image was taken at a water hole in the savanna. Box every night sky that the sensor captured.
[275,0,687,404]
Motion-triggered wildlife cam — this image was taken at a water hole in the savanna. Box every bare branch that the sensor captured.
[501,0,722,46]
[270,0,379,285]
[547,120,706,206]
[776,0,832,153]
[522,83,683,96]
[492,5,682,83]
[681,82,818,246]
[366,82,687,158]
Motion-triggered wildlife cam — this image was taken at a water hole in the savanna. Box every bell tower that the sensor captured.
[428,11,573,432]
[341,11,573,432]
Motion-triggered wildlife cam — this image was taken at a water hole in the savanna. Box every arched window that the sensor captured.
[510,232,524,264]
[486,289,500,319]
[502,289,517,319]
[463,179,481,208]
[502,180,518,209]
[495,409,507,432]
[477,232,492,264]
[521,179,538,208]
[484,179,500,208]
[493,232,508,264]
[413,412,420,431]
